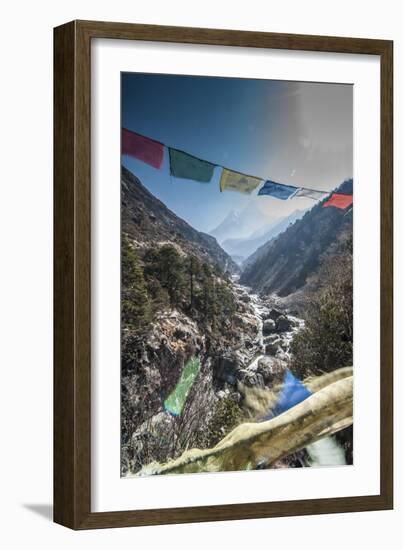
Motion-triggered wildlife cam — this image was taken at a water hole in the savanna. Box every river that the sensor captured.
[234,281,347,468]
[233,281,304,368]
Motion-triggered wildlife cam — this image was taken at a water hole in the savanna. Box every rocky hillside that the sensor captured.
[120,167,263,474]
[122,166,238,273]
[240,179,353,296]
[122,277,306,474]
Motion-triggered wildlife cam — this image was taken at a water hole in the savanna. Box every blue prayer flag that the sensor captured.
[258,180,299,200]
[263,370,312,421]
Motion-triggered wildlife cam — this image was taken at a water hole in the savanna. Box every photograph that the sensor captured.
[120,72,354,477]
[1,1,394,538]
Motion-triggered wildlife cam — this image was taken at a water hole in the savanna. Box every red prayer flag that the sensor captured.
[122,128,164,169]
[323,193,353,210]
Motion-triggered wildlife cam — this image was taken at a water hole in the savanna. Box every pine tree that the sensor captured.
[186,255,200,311]
[121,235,150,331]
[144,245,185,307]
[290,233,353,377]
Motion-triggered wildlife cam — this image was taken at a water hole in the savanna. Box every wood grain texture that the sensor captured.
[54,20,91,528]
[54,20,393,530]
[54,21,76,528]
[380,40,393,507]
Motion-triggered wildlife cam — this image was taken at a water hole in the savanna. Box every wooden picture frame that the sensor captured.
[54,20,393,529]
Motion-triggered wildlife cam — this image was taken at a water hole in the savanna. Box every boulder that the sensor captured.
[256,356,287,386]
[268,308,283,321]
[257,356,273,370]
[213,355,240,387]
[261,311,272,321]
[275,350,289,361]
[276,315,293,332]
[265,339,282,356]
[243,372,265,388]
[262,319,276,335]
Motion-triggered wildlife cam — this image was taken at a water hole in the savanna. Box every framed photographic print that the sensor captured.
[54,20,393,529]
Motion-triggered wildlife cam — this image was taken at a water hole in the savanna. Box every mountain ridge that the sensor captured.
[122,166,238,273]
[240,179,353,296]
[209,203,278,244]
[222,208,308,264]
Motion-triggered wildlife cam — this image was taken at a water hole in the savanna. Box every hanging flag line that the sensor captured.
[122,128,352,208]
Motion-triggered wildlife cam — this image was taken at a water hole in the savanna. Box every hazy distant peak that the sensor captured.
[209,202,278,244]
[221,208,308,263]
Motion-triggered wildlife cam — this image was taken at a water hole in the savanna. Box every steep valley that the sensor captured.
[121,168,353,475]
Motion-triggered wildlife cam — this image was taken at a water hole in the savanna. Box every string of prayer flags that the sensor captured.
[169,148,216,183]
[293,188,329,201]
[323,193,353,210]
[258,180,299,200]
[121,129,350,204]
[122,128,164,169]
[220,168,262,194]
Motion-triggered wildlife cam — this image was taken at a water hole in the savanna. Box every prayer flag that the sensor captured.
[293,188,329,201]
[169,148,216,183]
[122,128,164,169]
[258,180,299,200]
[164,357,201,416]
[323,193,353,210]
[262,370,312,421]
[220,168,262,194]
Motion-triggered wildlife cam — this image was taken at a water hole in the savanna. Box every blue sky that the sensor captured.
[122,73,352,234]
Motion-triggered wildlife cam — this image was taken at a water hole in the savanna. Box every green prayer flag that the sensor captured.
[220,168,262,194]
[164,357,201,416]
[169,148,216,183]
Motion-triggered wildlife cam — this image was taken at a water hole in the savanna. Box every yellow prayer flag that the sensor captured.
[219,168,262,194]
